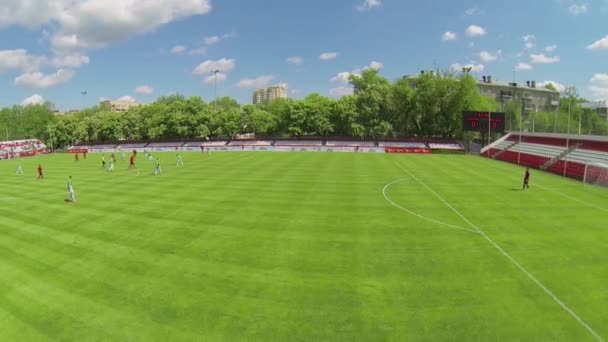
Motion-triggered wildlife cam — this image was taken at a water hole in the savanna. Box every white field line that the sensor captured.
[382,178,479,234]
[482,158,608,213]
[392,161,604,342]
[535,183,608,214]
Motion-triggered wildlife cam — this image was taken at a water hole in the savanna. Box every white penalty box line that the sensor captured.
[392,160,604,342]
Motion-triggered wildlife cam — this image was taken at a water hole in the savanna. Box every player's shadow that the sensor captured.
[509,188,522,191]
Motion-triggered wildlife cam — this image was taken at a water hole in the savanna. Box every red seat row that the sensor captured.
[490,150,550,170]
[548,160,586,180]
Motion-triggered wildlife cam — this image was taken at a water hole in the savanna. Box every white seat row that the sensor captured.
[326,141,375,147]
[228,141,272,146]
[379,142,426,148]
[429,143,463,150]
[275,140,322,146]
[510,143,566,158]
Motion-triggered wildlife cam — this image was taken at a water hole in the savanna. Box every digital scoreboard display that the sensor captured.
[463,111,506,132]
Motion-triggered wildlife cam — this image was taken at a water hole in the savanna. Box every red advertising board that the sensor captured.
[69,149,89,153]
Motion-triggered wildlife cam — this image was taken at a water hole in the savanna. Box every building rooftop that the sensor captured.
[406,75,559,94]
[582,100,608,109]
[476,80,559,94]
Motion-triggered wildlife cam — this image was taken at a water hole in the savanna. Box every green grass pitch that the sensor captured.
[1,152,607,341]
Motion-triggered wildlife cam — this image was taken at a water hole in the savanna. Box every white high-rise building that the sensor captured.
[252,86,287,105]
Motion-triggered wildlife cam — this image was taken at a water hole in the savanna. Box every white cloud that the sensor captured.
[588,35,608,51]
[369,61,383,70]
[14,69,75,88]
[537,81,567,93]
[479,50,498,62]
[204,36,220,45]
[568,3,588,15]
[515,62,533,71]
[464,7,484,15]
[135,85,154,95]
[171,45,187,54]
[287,56,304,65]
[589,73,608,100]
[330,61,381,84]
[356,0,381,12]
[330,87,354,97]
[0,49,44,72]
[530,53,560,64]
[203,72,227,84]
[523,34,535,49]
[591,73,608,84]
[465,25,486,37]
[188,47,207,55]
[236,75,275,89]
[320,52,339,60]
[21,94,45,106]
[331,72,353,84]
[204,31,236,45]
[451,63,484,73]
[278,82,289,91]
[192,58,235,75]
[50,53,89,68]
[442,31,457,41]
[545,45,558,52]
[0,1,212,52]
[116,95,137,103]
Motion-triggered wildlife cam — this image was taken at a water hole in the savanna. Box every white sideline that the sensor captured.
[535,184,608,214]
[392,160,604,342]
[382,178,479,234]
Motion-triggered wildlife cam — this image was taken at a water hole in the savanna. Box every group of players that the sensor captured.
[15,149,187,204]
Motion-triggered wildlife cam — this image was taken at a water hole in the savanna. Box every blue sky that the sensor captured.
[0,0,607,110]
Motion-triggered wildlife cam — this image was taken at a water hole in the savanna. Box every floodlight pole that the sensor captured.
[47,124,53,153]
[564,93,572,177]
[518,97,524,166]
[213,70,220,102]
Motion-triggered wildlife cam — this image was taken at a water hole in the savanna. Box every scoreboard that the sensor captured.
[462,111,506,133]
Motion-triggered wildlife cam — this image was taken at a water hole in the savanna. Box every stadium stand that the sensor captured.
[509,143,566,158]
[117,143,148,148]
[228,140,272,146]
[564,149,608,164]
[428,142,464,150]
[484,132,608,181]
[326,141,375,147]
[275,140,323,146]
[379,142,427,148]
[196,141,228,146]
[0,139,47,158]
[147,142,184,147]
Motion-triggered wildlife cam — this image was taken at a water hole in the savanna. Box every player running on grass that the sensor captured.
[66,176,76,202]
[16,163,23,175]
[107,158,115,172]
[74,153,79,162]
[101,155,106,169]
[129,155,136,169]
[176,153,184,167]
[154,158,162,175]
[37,164,44,179]
[523,168,531,190]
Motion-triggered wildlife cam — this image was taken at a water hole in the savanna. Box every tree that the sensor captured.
[248,108,276,136]
[544,83,558,92]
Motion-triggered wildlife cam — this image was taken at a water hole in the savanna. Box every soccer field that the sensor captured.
[0,152,607,341]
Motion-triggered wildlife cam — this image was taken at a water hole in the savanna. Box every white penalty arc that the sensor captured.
[382,178,480,235]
